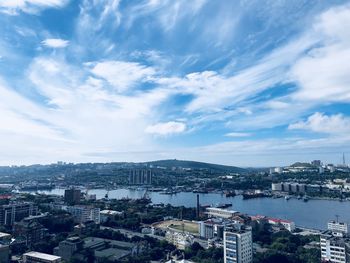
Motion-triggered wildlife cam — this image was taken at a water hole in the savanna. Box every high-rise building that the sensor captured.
[224,224,253,263]
[321,231,350,263]
[0,202,38,226]
[311,160,322,166]
[128,169,152,185]
[64,189,81,205]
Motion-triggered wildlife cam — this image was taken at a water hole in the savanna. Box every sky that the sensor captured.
[0,0,350,167]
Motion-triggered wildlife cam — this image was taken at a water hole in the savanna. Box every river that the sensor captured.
[27,188,350,230]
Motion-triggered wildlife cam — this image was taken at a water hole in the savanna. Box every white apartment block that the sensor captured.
[328,221,349,236]
[321,231,350,263]
[224,225,253,263]
[65,206,100,224]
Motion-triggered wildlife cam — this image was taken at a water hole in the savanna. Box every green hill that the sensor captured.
[143,159,246,173]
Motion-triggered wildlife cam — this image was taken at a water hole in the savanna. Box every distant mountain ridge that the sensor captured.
[142,159,246,173]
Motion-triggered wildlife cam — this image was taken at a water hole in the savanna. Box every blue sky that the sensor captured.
[0,0,350,166]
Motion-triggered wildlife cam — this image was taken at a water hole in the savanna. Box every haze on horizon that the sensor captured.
[0,0,350,167]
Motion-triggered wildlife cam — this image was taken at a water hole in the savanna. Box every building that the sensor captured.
[23,251,62,263]
[203,221,215,239]
[0,245,9,263]
[0,233,11,245]
[64,189,81,205]
[128,169,152,185]
[82,237,142,262]
[13,220,47,248]
[206,208,239,219]
[166,260,195,263]
[311,160,322,166]
[328,221,348,237]
[268,218,295,232]
[66,205,100,224]
[54,236,83,262]
[320,231,350,263]
[165,231,193,250]
[0,202,38,226]
[224,224,253,263]
[100,210,123,223]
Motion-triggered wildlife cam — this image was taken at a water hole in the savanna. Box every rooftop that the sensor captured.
[23,251,61,260]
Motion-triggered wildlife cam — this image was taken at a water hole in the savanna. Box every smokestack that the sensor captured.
[196,194,200,219]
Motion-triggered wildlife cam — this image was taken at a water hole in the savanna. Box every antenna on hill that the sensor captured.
[336,214,339,223]
[343,153,346,166]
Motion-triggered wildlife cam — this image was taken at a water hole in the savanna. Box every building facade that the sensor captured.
[128,169,152,185]
[224,224,253,263]
[0,203,38,226]
[320,231,350,263]
[64,189,81,205]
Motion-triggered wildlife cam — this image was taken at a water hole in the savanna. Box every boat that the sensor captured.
[224,191,236,197]
[285,195,290,200]
[215,203,232,208]
[303,196,309,202]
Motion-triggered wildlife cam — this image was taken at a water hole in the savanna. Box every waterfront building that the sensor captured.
[0,202,38,226]
[23,251,62,263]
[128,169,152,185]
[321,231,350,263]
[224,224,253,263]
[268,218,295,232]
[64,189,81,205]
[206,208,239,219]
[328,221,348,237]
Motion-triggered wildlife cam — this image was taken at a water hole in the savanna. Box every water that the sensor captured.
[29,188,350,230]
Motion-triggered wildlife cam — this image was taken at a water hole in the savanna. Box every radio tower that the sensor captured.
[343,153,346,166]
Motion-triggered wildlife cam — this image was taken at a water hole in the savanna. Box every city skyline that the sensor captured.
[0,1,350,166]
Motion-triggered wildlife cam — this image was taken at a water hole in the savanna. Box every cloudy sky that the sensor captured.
[0,0,350,166]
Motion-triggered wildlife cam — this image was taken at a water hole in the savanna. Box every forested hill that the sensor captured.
[143,159,247,173]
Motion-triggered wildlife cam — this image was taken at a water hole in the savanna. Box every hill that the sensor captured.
[143,159,246,173]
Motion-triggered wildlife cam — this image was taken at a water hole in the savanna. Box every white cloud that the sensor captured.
[0,0,69,15]
[42,38,69,48]
[290,5,350,103]
[146,121,186,136]
[89,61,155,93]
[289,112,350,135]
[225,132,251,137]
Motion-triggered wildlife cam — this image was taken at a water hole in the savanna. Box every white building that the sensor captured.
[224,224,253,263]
[23,251,62,263]
[165,231,193,250]
[206,208,239,219]
[65,206,100,224]
[320,231,350,263]
[100,210,123,223]
[268,218,295,232]
[328,221,348,237]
